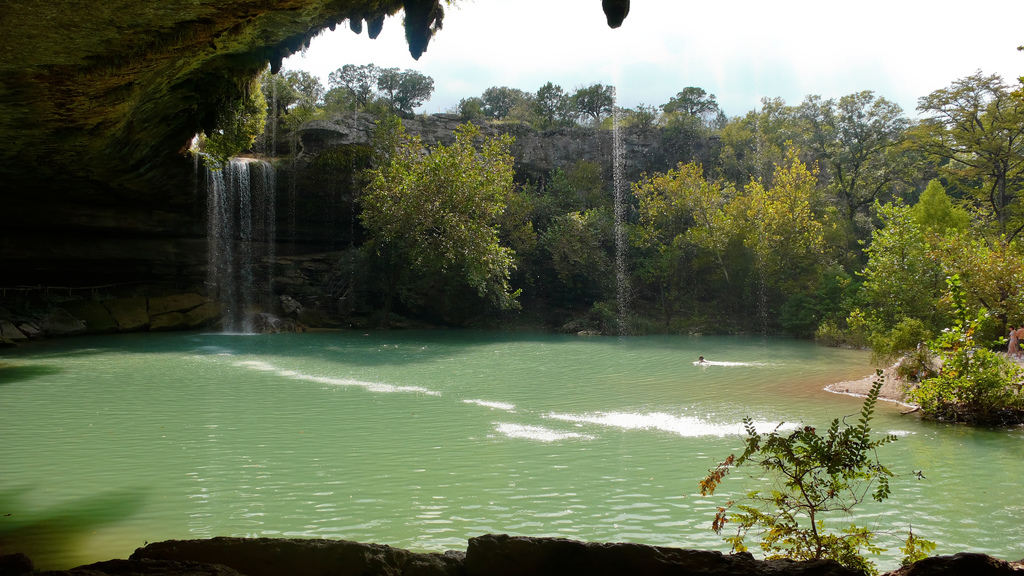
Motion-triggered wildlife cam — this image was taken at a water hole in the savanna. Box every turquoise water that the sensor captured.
[1,331,1022,570]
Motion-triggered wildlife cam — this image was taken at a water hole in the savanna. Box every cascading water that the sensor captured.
[611,87,630,335]
[205,157,276,333]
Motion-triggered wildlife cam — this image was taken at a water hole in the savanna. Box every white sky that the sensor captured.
[285,0,1024,118]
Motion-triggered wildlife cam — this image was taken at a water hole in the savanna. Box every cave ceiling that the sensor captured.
[0,0,630,203]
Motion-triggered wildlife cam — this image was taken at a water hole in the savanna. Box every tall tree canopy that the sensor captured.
[572,83,616,124]
[912,71,1024,237]
[798,91,911,221]
[362,117,520,324]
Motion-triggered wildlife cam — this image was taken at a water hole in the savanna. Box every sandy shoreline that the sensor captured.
[827,354,1024,409]
[824,365,918,408]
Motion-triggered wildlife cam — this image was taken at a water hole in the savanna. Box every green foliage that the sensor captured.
[911,180,971,235]
[328,63,381,107]
[457,97,485,121]
[912,71,1024,235]
[858,200,945,331]
[481,86,531,120]
[202,76,267,166]
[326,64,434,117]
[661,87,721,125]
[699,375,903,574]
[797,91,911,222]
[572,83,615,125]
[534,82,574,128]
[737,147,827,291]
[908,276,1024,424]
[376,67,434,117]
[900,528,937,567]
[361,116,520,325]
[540,208,614,299]
[929,231,1024,329]
[868,317,932,366]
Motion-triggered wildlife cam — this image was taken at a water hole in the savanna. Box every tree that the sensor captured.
[736,148,827,291]
[361,117,519,325]
[534,82,572,128]
[284,70,325,109]
[481,86,531,120]
[260,70,301,116]
[912,71,1024,237]
[910,179,971,235]
[699,376,911,574]
[376,67,434,117]
[858,200,945,331]
[797,91,911,221]
[540,209,614,301]
[328,63,381,107]
[572,83,615,124]
[625,104,660,131]
[930,232,1024,329]
[662,87,720,124]
[716,97,799,187]
[633,163,736,286]
[457,96,485,121]
[632,163,736,327]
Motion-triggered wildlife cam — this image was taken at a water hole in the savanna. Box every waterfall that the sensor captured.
[205,158,277,333]
[611,88,630,335]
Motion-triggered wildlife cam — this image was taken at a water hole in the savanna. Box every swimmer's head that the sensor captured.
[698,355,705,362]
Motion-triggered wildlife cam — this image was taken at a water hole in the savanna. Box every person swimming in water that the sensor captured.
[697,355,707,364]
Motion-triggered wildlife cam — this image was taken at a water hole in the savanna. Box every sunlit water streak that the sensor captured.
[1,331,1022,570]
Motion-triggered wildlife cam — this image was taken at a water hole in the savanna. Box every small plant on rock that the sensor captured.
[699,373,930,574]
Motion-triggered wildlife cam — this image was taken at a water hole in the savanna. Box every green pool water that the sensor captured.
[1,331,1022,570]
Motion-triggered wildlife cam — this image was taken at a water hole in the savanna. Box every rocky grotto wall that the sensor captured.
[0,0,648,336]
[0,0,430,290]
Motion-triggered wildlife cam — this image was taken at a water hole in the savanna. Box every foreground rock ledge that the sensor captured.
[20,534,1024,576]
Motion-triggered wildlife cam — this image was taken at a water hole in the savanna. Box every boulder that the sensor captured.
[464,534,862,576]
[251,313,295,334]
[883,552,1024,576]
[149,312,187,332]
[148,294,208,317]
[185,302,224,328]
[61,300,119,334]
[279,295,302,315]
[0,552,33,576]
[16,323,43,338]
[103,297,150,331]
[39,308,87,336]
[131,537,464,576]
[0,320,28,341]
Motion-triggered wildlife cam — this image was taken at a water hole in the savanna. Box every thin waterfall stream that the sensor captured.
[611,87,630,335]
[205,157,277,333]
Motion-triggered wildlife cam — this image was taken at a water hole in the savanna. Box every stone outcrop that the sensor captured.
[298,112,715,185]
[16,536,1024,576]
[0,291,223,342]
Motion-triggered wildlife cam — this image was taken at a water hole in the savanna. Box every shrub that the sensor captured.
[699,374,931,574]
[908,276,1024,424]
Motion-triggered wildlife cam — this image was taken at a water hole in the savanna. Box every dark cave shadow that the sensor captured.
[0,485,150,566]
[0,363,62,385]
